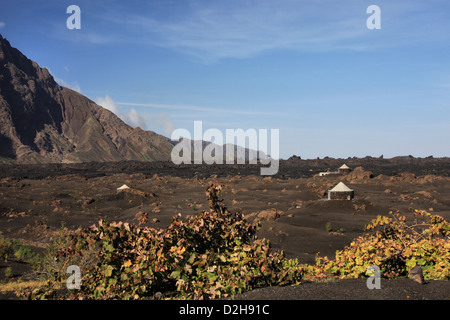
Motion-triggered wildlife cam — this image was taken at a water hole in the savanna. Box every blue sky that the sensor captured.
[1,0,449,159]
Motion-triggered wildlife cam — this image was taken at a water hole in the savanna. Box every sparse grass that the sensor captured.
[0,237,41,267]
[0,280,49,296]
[325,221,344,233]
[4,267,12,278]
[0,238,14,261]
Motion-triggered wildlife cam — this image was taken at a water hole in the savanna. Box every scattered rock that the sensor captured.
[418,175,440,184]
[83,197,95,205]
[290,200,303,210]
[121,187,155,198]
[409,266,425,284]
[400,194,417,202]
[353,204,367,211]
[152,207,161,213]
[415,191,433,199]
[400,172,416,180]
[154,292,162,299]
[307,183,328,198]
[391,172,417,183]
[135,211,148,225]
[344,166,374,181]
[4,211,27,218]
[255,208,284,221]
[247,208,284,222]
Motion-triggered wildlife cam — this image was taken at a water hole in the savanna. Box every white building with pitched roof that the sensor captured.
[338,164,352,174]
[328,182,354,200]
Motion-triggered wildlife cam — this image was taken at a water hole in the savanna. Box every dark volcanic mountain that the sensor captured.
[0,34,174,163]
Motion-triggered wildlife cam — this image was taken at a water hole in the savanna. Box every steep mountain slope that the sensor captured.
[0,34,173,163]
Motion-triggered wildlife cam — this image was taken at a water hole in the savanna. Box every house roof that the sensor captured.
[329,182,353,192]
[339,164,350,169]
[117,184,130,190]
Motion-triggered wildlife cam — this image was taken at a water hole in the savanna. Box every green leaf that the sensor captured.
[206,273,218,282]
[406,259,416,268]
[170,270,181,279]
[104,243,114,252]
[105,265,114,277]
[188,253,196,264]
[416,248,425,256]
[417,258,426,266]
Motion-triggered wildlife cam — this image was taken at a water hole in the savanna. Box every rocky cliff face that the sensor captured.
[0,34,173,163]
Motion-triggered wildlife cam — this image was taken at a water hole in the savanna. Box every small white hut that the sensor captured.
[116,184,130,193]
[328,182,354,200]
[338,164,352,174]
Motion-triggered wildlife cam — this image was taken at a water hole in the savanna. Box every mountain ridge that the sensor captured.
[0,34,174,164]
[0,34,274,165]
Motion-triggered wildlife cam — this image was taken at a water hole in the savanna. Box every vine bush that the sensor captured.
[47,184,305,300]
[314,209,450,280]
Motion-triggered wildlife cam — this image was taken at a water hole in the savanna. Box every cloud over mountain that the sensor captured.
[0,34,173,163]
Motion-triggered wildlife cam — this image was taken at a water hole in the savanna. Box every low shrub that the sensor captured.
[33,223,99,283]
[314,209,450,280]
[49,184,305,300]
[0,238,40,266]
[0,238,14,262]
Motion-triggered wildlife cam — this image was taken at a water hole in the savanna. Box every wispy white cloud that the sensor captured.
[47,68,82,93]
[88,0,450,62]
[110,100,284,135]
[96,95,119,114]
[146,113,176,137]
[96,95,176,134]
[116,101,283,116]
[0,22,5,28]
[55,77,81,93]
[47,0,450,63]
[113,1,367,61]
[95,95,147,128]
[127,108,147,129]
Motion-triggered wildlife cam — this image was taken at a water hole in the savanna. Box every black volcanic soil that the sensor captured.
[0,157,449,299]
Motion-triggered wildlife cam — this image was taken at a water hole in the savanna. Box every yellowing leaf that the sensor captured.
[123,260,132,268]
[105,265,114,277]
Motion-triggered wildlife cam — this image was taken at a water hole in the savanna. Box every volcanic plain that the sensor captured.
[0,157,449,299]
